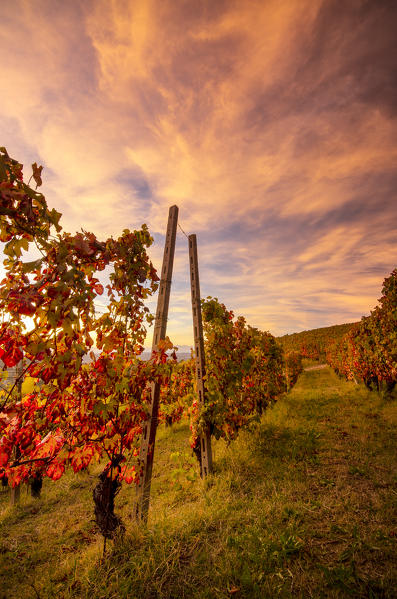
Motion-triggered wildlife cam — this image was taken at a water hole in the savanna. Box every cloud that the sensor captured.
[1,0,396,344]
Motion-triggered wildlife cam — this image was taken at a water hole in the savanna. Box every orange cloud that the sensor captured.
[1,0,396,344]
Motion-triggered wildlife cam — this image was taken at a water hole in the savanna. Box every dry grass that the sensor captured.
[1,365,396,598]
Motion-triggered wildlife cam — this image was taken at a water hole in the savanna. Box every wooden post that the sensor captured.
[10,360,23,506]
[9,449,20,506]
[135,205,178,522]
[188,234,213,477]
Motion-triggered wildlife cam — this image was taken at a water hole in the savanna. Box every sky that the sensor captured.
[1,0,396,348]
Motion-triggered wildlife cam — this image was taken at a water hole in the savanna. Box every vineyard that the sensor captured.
[326,274,397,394]
[0,149,396,597]
[278,322,357,362]
[279,276,397,397]
[0,149,302,524]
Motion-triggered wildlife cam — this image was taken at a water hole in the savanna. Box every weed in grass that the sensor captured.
[319,478,336,488]
[169,450,199,491]
[281,506,303,524]
[330,523,348,536]
[321,561,360,594]
[276,530,304,558]
[348,464,367,477]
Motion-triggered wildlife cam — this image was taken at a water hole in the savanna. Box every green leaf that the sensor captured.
[23,184,41,199]
[22,259,43,273]
[4,238,26,257]
[31,163,43,187]
[49,208,62,232]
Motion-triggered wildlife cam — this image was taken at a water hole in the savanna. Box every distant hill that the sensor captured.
[83,348,193,364]
[278,322,358,360]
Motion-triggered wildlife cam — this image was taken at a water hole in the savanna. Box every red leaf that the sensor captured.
[46,462,64,481]
[0,449,9,468]
[122,466,136,484]
[17,301,36,316]
[2,347,23,367]
[94,283,104,295]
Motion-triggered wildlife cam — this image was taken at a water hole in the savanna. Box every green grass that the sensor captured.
[1,365,396,598]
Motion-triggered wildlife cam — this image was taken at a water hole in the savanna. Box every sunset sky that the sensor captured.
[1,0,396,348]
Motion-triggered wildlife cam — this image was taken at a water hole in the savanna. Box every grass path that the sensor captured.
[0,365,396,598]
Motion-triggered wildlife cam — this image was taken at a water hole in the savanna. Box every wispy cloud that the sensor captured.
[1,0,396,344]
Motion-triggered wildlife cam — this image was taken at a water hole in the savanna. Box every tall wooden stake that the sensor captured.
[9,449,20,506]
[135,205,178,522]
[188,234,213,477]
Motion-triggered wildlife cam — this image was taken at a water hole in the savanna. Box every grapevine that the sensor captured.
[0,148,173,537]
